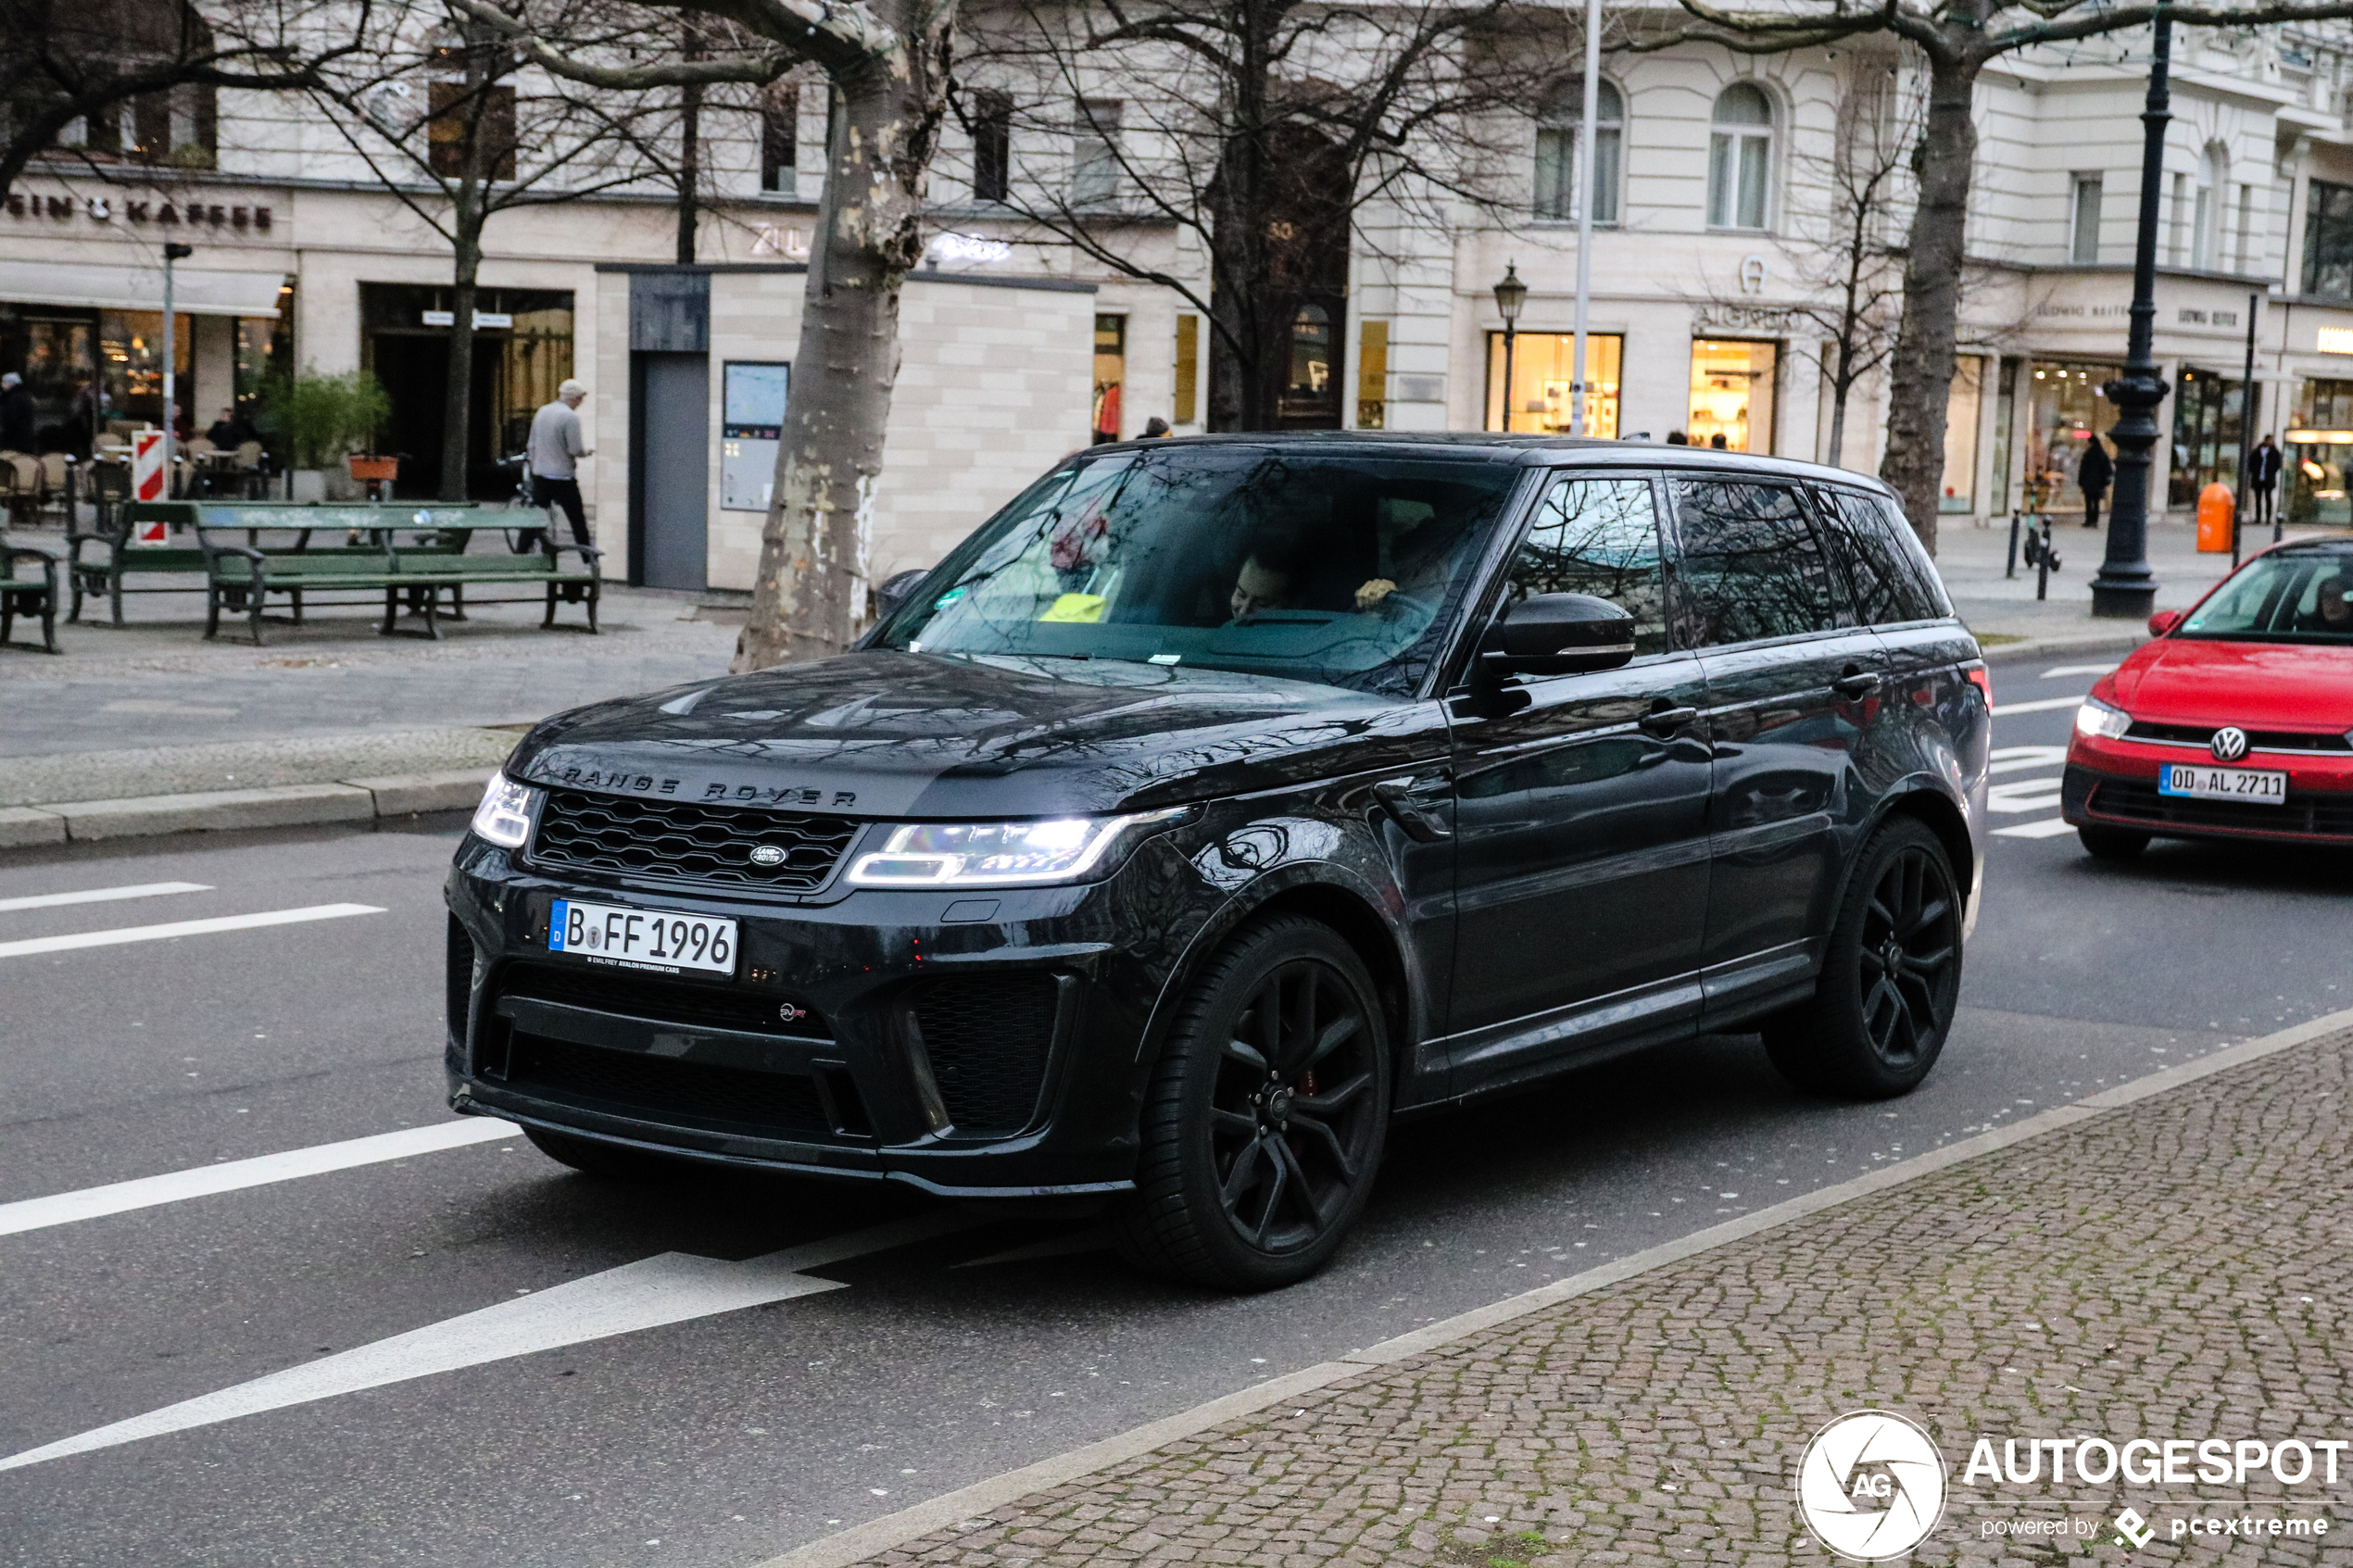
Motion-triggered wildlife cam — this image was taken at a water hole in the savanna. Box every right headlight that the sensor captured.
[471,772,542,848]
[2074,696,2132,740]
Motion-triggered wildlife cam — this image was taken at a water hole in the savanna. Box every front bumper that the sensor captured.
[2063,734,2353,844]
[443,833,1214,1197]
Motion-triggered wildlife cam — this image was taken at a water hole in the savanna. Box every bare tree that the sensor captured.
[1649,0,2353,554]
[956,0,1550,432]
[456,0,957,670]
[1,0,366,199]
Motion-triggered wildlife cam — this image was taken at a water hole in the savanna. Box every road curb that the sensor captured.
[1972,627,2147,663]
[749,1000,2353,1568]
[0,770,491,848]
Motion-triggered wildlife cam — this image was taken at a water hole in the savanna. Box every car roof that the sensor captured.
[1091,431,1902,496]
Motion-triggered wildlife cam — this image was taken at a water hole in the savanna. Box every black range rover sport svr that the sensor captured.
[446,435,1990,1289]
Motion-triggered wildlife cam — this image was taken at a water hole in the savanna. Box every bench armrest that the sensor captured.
[4,537,66,565]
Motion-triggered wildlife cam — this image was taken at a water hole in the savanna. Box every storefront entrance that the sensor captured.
[2168,366,2248,509]
[1688,339,1778,452]
[2024,360,2120,512]
[360,283,573,498]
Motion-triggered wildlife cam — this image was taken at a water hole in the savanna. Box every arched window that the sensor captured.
[1534,79,1623,224]
[2193,143,2227,270]
[1706,82,1773,231]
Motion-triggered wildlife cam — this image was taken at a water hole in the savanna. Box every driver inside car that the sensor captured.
[1227,545,1307,623]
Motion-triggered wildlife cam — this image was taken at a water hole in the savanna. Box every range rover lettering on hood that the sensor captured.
[518,761,858,811]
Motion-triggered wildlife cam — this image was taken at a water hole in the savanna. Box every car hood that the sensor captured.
[508,651,1444,819]
[2106,637,2353,729]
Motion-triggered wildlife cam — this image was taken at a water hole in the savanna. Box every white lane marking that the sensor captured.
[1991,695,2090,717]
[0,1211,986,1473]
[0,882,211,915]
[2040,663,2116,679]
[1987,780,2067,814]
[0,1120,522,1239]
[0,903,382,960]
[1994,817,2080,839]
[1988,746,2069,775]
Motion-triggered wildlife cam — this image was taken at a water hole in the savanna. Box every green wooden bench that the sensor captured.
[200,520,600,645]
[2,534,63,654]
[71,501,484,625]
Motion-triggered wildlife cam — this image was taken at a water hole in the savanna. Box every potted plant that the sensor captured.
[258,370,390,501]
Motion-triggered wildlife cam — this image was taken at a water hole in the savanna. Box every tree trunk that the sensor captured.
[1826,370,1849,468]
[440,215,484,501]
[1877,48,1981,556]
[1206,0,1275,432]
[733,32,950,671]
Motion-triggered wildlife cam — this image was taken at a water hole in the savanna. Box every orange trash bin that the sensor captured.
[2196,481,2235,553]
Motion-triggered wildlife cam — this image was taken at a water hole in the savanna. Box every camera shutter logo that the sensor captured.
[749,845,787,866]
[2208,725,2250,762]
[1793,1411,1947,1561]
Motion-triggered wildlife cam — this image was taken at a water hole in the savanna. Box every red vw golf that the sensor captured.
[2063,536,2353,858]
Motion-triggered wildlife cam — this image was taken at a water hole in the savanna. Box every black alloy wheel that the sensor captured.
[2078,823,2151,860]
[1117,915,1390,1290]
[1765,818,1962,1099]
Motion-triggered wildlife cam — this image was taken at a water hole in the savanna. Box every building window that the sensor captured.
[1091,313,1125,442]
[1706,83,1772,231]
[1174,313,1201,426]
[972,91,1012,202]
[1486,332,1624,436]
[2236,183,2256,273]
[2304,179,2353,297]
[2170,171,2190,266]
[1689,339,1777,451]
[2193,144,2225,270]
[427,81,518,181]
[2070,174,2103,264]
[1072,99,1121,206]
[1356,320,1388,430]
[761,84,799,193]
[1533,80,1622,224]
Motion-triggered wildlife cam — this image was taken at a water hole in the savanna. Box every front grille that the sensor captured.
[506,1033,832,1134]
[528,787,859,893]
[2089,778,2353,839]
[2125,721,2352,752]
[912,973,1060,1134]
[500,960,831,1040]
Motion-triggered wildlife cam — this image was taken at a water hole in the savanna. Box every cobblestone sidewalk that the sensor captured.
[858,1029,2353,1567]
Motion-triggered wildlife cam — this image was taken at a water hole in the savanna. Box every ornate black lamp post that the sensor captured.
[2092,7,2171,619]
[1494,263,1527,432]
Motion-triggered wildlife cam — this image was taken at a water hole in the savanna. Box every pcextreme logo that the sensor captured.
[1794,1410,1949,1562]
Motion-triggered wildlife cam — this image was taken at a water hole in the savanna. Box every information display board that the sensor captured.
[721,361,790,511]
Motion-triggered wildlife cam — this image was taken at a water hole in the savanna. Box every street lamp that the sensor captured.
[1494,263,1527,433]
[2091,8,2170,619]
[161,241,194,494]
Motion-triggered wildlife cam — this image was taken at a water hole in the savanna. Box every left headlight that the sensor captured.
[471,773,542,848]
[845,809,1182,888]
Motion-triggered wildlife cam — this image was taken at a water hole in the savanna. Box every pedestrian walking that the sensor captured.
[2247,433,2283,529]
[520,379,594,562]
[2077,434,2113,530]
[0,371,34,453]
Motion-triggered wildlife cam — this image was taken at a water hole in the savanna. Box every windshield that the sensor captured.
[2180,547,2353,643]
[876,446,1522,694]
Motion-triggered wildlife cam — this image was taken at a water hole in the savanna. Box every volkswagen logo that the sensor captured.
[748,845,787,866]
[2209,725,2251,763]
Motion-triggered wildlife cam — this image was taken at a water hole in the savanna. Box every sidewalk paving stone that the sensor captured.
[852,1029,2353,1567]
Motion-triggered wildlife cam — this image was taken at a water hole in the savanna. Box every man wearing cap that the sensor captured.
[0,372,35,453]
[521,377,594,556]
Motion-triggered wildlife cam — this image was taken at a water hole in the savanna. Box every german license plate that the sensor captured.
[548,897,736,975]
[2158,764,2287,805]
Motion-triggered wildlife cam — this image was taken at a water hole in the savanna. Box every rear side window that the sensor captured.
[1504,475,1671,657]
[1814,487,1949,622]
[1667,479,1846,646]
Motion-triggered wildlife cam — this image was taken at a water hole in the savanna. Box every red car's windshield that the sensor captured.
[2180,546,2353,644]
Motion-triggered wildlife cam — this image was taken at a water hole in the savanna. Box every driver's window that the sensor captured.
[1504,475,1669,656]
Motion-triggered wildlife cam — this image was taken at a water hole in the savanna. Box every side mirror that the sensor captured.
[1478,592,1637,679]
[2147,608,2183,636]
[875,568,930,619]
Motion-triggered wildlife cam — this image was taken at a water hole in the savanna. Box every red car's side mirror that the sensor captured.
[2147,608,2183,636]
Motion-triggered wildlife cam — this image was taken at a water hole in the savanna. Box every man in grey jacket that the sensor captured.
[521,378,593,556]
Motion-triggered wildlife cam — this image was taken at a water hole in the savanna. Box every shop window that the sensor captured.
[427,81,518,181]
[761,85,799,192]
[2302,179,2353,298]
[1533,80,1622,224]
[2023,360,2121,511]
[2070,174,2103,265]
[1688,339,1776,452]
[1990,357,2021,515]
[2168,367,2246,508]
[1941,356,1983,514]
[2285,384,2353,525]
[1091,313,1125,443]
[971,91,1012,202]
[1072,99,1121,206]
[1706,83,1772,231]
[1174,314,1200,426]
[1485,331,1622,436]
[1282,304,1337,424]
[1357,320,1389,430]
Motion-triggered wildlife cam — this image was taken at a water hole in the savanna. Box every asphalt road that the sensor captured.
[3,649,2347,1568]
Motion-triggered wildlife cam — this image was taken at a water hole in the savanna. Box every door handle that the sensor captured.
[1637,705,1699,736]
[1372,776,1453,843]
[1832,670,1885,698]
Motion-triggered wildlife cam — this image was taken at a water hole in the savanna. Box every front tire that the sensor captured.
[2078,824,2150,860]
[1764,818,1962,1100]
[1115,916,1390,1291]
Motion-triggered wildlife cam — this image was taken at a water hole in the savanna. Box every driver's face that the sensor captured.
[2322,580,2350,625]
[1230,558,1294,620]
